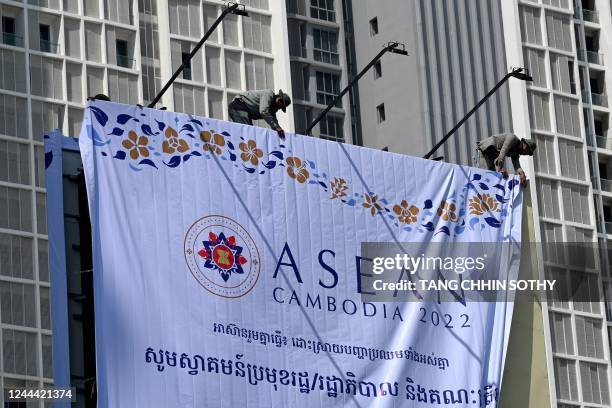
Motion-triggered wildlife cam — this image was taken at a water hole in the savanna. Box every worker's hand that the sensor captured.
[518,169,527,186]
[276,127,285,139]
[494,157,504,172]
[500,168,509,179]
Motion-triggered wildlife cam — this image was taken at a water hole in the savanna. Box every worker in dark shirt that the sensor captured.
[228,89,291,138]
[477,133,536,186]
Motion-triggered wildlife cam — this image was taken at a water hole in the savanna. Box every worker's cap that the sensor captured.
[521,138,537,155]
[87,93,111,102]
[278,90,292,112]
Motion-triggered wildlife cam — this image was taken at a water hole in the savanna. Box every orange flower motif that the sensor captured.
[363,194,383,216]
[469,194,500,215]
[330,178,348,199]
[286,157,310,183]
[393,200,419,224]
[162,127,189,154]
[239,139,264,166]
[121,131,149,160]
[200,130,225,155]
[437,201,458,222]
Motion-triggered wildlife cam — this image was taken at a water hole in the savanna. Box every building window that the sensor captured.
[519,6,542,45]
[373,60,382,79]
[1,17,18,47]
[316,71,341,107]
[527,90,551,131]
[39,24,53,52]
[313,29,339,65]
[370,17,378,36]
[553,358,578,401]
[580,361,610,405]
[310,0,335,22]
[243,14,272,53]
[293,105,312,134]
[377,103,386,123]
[2,17,14,35]
[182,52,192,80]
[320,115,343,141]
[116,39,129,68]
[287,0,306,15]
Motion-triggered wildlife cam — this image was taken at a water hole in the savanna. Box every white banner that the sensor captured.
[79,101,523,407]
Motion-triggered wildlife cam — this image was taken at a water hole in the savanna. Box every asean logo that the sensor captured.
[184,215,260,298]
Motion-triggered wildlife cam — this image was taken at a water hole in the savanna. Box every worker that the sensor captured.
[87,93,111,101]
[228,89,291,138]
[476,133,536,186]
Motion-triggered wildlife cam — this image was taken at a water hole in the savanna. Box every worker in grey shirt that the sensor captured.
[228,89,291,138]
[476,133,536,186]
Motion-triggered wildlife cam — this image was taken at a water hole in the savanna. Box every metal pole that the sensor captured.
[148,3,244,108]
[423,67,525,159]
[304,42,408,136]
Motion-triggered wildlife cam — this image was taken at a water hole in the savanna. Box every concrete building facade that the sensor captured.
[0,0,608,406]
[285,0,352,141]
[0,0,295,405]
[0,0,356,404]
[349,0,612,406]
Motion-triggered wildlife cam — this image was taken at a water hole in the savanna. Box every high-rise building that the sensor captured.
[0,0,300,405]
[2,0,608,405]
[286,0,353,141]
[348,0,612,406]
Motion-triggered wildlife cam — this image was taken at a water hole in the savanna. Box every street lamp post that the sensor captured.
[422,67,533,159]
[304,42,409,136]
[148,2,248,108]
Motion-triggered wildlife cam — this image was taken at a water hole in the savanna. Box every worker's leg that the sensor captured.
[228,100,253,125]
[478,149,496,171]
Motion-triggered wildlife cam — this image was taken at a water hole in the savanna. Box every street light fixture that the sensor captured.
[423,67,532,160]
[304,41,409,136]
[148,2,248,108]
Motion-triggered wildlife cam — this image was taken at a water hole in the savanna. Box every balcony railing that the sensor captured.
[592,92,608,107]
[587,133,606,148]
[582,90,609,106]
[587,50,603,65]
[286,0,307,15]
[289,45,307,58]
[116,54,135,69]
[39,39,58,53]
[578,49,604,65]
[316,92,342,108]
[601,178,612,193]
[597,135,608,149]
[2,32,23,47]
[582,9,599,23]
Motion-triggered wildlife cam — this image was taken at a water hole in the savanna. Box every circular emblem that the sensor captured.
[184,215,260,298]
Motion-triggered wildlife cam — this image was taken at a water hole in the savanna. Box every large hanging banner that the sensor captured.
[79,101,523,407]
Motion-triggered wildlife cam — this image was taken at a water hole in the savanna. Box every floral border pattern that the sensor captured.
[82,105,520,237]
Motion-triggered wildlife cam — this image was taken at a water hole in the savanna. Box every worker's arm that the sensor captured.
[259,92,281,130]
[497,134,520,162]
[511,156,527,186]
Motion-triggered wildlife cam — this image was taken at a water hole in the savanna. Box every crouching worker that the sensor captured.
[228,89,291,138]
[476,133,536,186]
